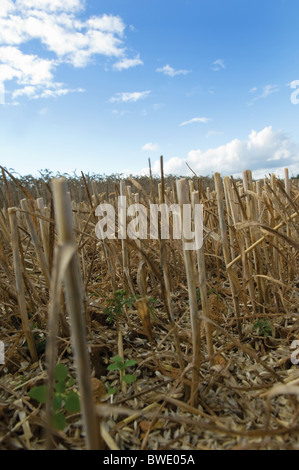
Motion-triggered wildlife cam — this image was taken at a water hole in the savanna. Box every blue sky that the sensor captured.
[0,0,298,178]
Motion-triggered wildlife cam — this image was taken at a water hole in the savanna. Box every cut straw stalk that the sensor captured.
[226,211,298,269]
[45,242,74,448]
[146,157,186,378]
[20,198,50,288]
[52,177,103,450]
[284,168,290,204]
[134,192,147,297]
[158,157,185,376]
[191,190,214,365]
[270,174,281,282]
[120,181,135,295]
[176,178,201,407]
[36,197,50,271]
[284,168,294,280]
[223,177,252,311]
[0,208,10,242]
[214,173,242,339]
[241,170,263,312]
[8,208,37,363]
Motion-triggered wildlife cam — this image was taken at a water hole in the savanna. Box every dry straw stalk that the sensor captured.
[52,177,103,450]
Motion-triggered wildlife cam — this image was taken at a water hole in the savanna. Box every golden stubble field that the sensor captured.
[0,163,298,450]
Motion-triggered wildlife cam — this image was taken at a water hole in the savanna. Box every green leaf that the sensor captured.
[107,362,121,371]
[52,411,66,430]
[29,385,47,404]
[54,363,69,382]
[124,359,137,368]
[64,391,80,413]
[122,374,137,384]
[66,376,75,387]
[111,355,124,363]
[115,289,126,297]
[124,297,135,308]
[52,394,63,411]
[108,356,126,371]
[106,383,117,395]
[55,380,66,394]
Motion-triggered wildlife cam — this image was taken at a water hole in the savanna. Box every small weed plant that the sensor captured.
[29,363,80,430]
[104,289,134,323]
[104,289,158,323]
[253,319,272,338]
[106,355,137,395]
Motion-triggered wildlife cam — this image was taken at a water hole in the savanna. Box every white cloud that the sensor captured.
[260,84,280,98]
[0,0,14,18]
[146,127,299,178]
[15,0,83,12]
[0,1,138,100]
[17,12,126,67]
[12,81,84,100]
[156,64,191,77]
[113,55,143,71]
[142,142,160,152]
[0,46,56,84]
[211,59,225,71]
[248,84,280,105]
[179,117,211,126]
[109,90,151,103]
[37,86,85,98]
[0,9,126,62]
[86,14,125,34]
[12,84,36,99]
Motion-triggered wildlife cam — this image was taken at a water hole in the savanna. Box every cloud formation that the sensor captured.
[142,142,159,152]
[109,90,151,103]
[211,59,225,71]
[156,64,190,77]
[113,55,143,71]
[179,117,211,126]
[248,84,280,105]
[148,126,299,178]
[0,0,139,101]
